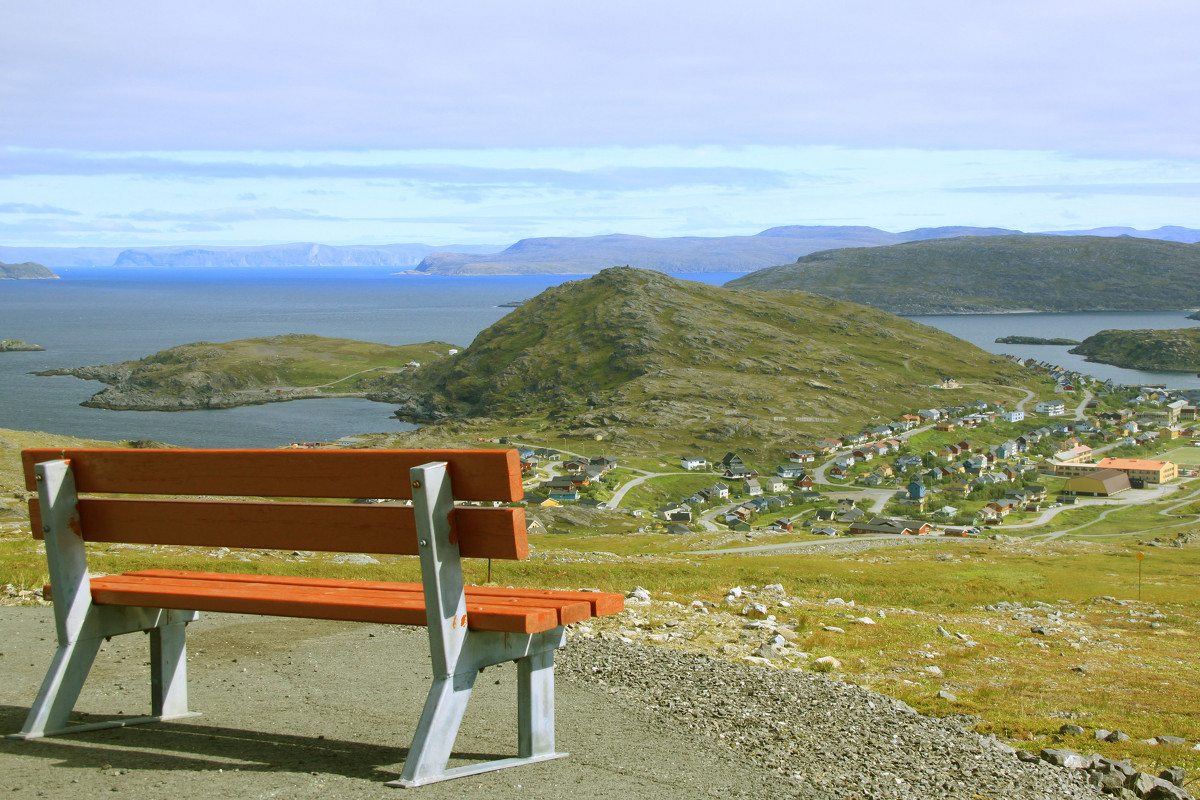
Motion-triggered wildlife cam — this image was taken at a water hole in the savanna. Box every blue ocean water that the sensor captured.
[3,267,1198,448]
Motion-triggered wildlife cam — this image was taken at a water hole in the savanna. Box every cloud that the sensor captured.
[0,202,80,215]
[107,207,343,222]
[2,2,1199,157]
[0,151,791,191]
[951,183,1200,197]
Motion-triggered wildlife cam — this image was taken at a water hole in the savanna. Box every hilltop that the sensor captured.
[1069,327,1200,372]
[0,261,57,279]
[724,235,1200,313]
[36,334,456,411]
[386,268,1033,452]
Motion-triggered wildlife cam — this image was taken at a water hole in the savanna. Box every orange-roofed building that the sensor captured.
[1094,458,1178,484]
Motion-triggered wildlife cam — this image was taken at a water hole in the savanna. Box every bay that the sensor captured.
[0,268,741,447]
[5,267,1199,449]
[909,311,1200,389]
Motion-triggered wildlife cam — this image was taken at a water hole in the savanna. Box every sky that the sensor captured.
[3,0,1199,248]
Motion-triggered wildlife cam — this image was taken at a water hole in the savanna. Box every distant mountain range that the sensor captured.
[4,224,1198,272]
[725,235,1200,313]
[0,242,503,268]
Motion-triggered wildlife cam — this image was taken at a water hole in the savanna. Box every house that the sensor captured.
[992,440,1019,460]
[680,455,708,471]
[720,452,745,469]
[837,507,866,523]
[762,476,787,493]
[658,503,693,523]
[769,517,796,532]
[849,516,933,536]
[907,479,927,501]
[792,490,823,503]
[814,507,837,522]
[723,466,759,480]
[707,482,730,499]
[836,497,857,513]
[1002,410,1025,423]
[1094,458,1178,484]
[895,455,923,470]
[534,448,559,461]
[935,421,956,432]
[1035,400,1066,416]
[812,526,839,536]
[934,505,958,518]
[787,450,817,463]
[666,523,692,535]
[776,464,806,478]
[745,478,763,496]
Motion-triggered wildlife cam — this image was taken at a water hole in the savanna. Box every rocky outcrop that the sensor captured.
[0,261,57,279]
[0,339,43,352]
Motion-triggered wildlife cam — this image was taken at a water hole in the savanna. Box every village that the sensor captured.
[513,366,1200,544]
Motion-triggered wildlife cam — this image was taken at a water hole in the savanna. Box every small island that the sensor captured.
[994,336,1080,346]
[1069,327,1200,372]
[0,339,44,352]
[0,261,58,280]
[34,333,459,411]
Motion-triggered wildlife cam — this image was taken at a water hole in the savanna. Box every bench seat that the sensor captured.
[64,570,611,633]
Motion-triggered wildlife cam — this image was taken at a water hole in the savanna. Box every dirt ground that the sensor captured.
[0,607,794,800]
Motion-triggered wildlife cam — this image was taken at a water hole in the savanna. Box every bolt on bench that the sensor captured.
[12,447,623,787]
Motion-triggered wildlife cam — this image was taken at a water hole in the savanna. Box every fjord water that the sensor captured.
[3,267,1198,448]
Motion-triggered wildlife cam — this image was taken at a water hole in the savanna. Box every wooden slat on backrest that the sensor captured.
[21,448,522,501]
[28,498,529,559]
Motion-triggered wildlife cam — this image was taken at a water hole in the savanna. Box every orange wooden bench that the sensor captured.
[12,447,623,787]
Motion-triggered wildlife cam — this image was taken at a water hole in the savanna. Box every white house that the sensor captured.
[1001,410,1025,423]
[1035,400,1066,417]
[680,455,707,471]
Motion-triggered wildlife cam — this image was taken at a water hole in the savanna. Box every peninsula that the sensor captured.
[0,339,44,352]
[0,261,58,280]
[35,334,457,411]
[1068,327,1200,372]
[994,336,1079,346]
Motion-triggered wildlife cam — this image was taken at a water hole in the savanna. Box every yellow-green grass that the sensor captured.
[1159,445,1200,465]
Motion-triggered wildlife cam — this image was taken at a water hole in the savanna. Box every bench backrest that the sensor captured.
[23,448,529,560]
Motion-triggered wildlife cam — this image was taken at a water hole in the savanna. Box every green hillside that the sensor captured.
[1070,327,1200,371]
[724,235,1200,313]
[388,268,1035,453]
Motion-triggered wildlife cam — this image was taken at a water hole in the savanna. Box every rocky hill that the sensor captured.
[1069,328,1200,372]
[0,261,57,279]
[409,226,1020,275]
[724,235,1200,313]
[387,267,1033,451]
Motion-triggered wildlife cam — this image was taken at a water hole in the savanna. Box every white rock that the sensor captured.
[822,625,845,634]
[628,586,652,602]
[814,655,842,669]
[827,597,846,605]
[743,656,775,667]
[853,616,876,625]
[924,665,944,676]
[727,586,744,599]
[743,602,770,619]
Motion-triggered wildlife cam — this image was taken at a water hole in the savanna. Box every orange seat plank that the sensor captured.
[127,570,613,621]
[22,447,523,502]
[111,572,591,625]
[89,576,561,633]
[29,498,528,560]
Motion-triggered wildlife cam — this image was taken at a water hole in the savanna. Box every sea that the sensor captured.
[3,267,1199,448]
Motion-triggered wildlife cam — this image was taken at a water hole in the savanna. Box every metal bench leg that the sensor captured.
[150,620,190,718]
[517,649,557,758]
[13,635,103,739]
[391,670,478,787]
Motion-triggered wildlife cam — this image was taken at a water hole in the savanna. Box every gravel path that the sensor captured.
[0,607,1108,799]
